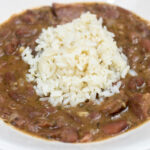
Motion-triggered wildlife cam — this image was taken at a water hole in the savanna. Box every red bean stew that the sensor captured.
[0,3,150,143]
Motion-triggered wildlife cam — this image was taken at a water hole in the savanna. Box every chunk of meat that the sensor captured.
[53,3,86,23]
[100,98,127,116]
[129,93,150,120]
[102,120,128,135]
[128,77,145,90]
[141,39,150,52]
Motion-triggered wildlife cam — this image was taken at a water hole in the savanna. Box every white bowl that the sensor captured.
[0,0,150,150]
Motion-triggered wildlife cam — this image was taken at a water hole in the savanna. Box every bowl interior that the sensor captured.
[0,0,150,150]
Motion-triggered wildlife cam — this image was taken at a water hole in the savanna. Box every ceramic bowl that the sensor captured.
[0,0,150,150]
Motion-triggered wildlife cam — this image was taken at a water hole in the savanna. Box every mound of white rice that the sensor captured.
[21,12,130,107]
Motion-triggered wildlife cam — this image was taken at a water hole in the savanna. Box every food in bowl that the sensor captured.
[0,2,150,143]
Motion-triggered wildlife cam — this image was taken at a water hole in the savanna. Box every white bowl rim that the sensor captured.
[0,0,150,150]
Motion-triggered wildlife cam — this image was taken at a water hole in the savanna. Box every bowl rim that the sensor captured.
[0,0,150,149]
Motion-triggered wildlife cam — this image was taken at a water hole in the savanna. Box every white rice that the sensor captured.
[21,12,130,107]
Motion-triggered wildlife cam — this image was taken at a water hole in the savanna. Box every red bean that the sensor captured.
[147,80,150,88]
[102,120,128,135]
[22,10,36,24]
[9,112,26,127]
[0,75,3,84]
[16,27,30,37]
[4,72,16,83]
[128,77,144,90]
[28,124,39,133]
[129,93,150,120]
[1,108,12,120]
[16,27,37,38]
[89,112,101,121]
[55,116,68,128]
[29,111,42,118]
[136,77,145,86]
[100,98,127,116]
[0,29,10,40]
[0,95,5,103]
[47,127,78,142]
[97,5,119,19]
[128,32,140,44]
[141,39,150,52]
[15,119,26,127]
[5,37,19,55]
[137,23,150,38]
[26,85,35,97]
[125,48,135,57]
[38,120,54,128]
[8,91,26,103]
[53,3,85,23]
[41,101,57,114]
[0,48,4,57]
[60,127,78,143]
[5,43,15,55]
[80,133,93,142]
[105,8,119,19]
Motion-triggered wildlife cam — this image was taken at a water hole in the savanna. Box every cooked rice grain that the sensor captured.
[22,12,130,107]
